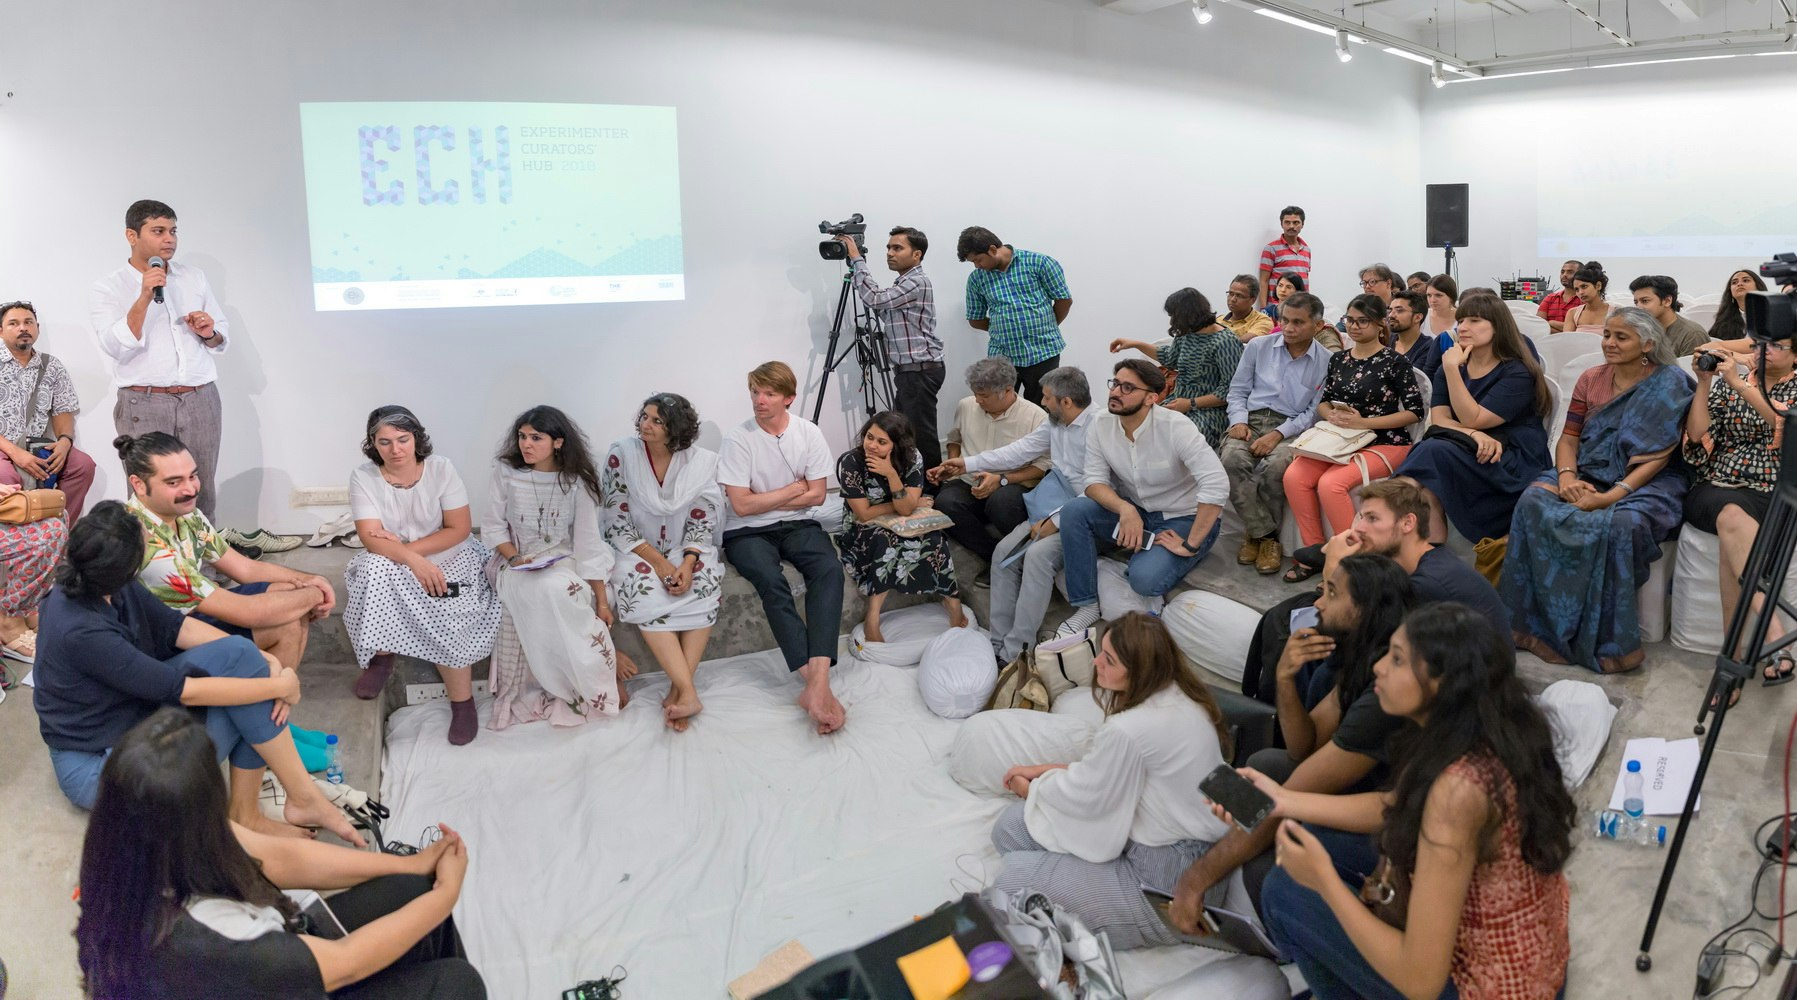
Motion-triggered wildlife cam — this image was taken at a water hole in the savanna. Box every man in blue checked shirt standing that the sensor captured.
[839,226,946,470]
[957,226,1073,407]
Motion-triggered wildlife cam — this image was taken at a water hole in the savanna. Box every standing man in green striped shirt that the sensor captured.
[958,226,1072,407]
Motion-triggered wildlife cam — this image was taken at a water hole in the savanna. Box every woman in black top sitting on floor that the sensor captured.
[76,708,485,1000]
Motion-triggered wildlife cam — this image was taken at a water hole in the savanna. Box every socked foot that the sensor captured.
[797,677,846,735]
[664,691,703,732]
[283,795,366,848]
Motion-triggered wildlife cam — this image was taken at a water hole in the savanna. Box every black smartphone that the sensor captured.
[1199,763,1276,833]
[434,581,463,599]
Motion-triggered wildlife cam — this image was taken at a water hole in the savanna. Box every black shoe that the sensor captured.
[1293,543,1325,570]
[231,543,264,560]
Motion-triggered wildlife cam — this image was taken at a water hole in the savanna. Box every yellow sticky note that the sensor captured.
[895,936,972,1000]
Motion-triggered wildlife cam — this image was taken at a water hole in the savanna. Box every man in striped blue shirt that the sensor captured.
[958,226,1072,407]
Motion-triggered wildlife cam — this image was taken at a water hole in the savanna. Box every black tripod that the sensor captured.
[812,269,896,423]
[1637,368,1797,972]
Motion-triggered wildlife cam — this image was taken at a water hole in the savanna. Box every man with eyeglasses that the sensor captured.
[1257,206,1311,309]
[1218,275,1273,343]
[1386,290,1440,376]
[1223,291,1332,575]
[927,358,1047,566]
[0,302,97,519]
[1051,359,1228,637]
[88,199,231,521]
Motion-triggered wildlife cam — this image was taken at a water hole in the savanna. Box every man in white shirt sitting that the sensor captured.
[927,358,1048,565]
[718,361,847,734]
[1055,360,1229,636]
[931,367,1094,662]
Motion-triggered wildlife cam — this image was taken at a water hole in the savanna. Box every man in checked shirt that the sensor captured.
[838,226,946,470]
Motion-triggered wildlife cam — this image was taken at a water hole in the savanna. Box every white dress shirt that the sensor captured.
[1083,405,1229,520]
[963,406,1096,494]
[1025,684,1231,860]
[89,260,228,388]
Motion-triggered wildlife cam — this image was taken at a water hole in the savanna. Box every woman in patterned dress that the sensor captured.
[0,483,66,668]
[486,405,636,731]
[603,393,723,731]
[1108,288,1243,450]
[835,411,964,643]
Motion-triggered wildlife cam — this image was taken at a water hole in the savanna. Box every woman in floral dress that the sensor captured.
[836,411,965,643]
[603,393,724,731]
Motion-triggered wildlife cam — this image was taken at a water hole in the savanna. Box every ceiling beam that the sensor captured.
[1461,26,1784,68]
[1655,0,1704,22]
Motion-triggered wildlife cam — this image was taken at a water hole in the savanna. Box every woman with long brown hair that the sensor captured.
[989,612,1235,950]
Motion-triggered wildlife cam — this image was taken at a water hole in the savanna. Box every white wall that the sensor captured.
[2,0,1422,530]
[1420,56,1797,300]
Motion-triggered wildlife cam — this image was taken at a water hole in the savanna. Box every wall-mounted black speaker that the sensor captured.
[1426,183,1469,248]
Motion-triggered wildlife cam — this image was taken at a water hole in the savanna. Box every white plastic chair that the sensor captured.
[1506,299,1541,319]
[1544,379,1567,443]
[1514,314,1552,341]
[1681,303,1718,334]
[1687,292,1723,307]
[1536,332,1603,374]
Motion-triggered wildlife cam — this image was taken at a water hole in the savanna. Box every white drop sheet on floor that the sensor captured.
[381,647,1277,999]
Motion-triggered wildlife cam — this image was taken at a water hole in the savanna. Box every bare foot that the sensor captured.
[947,606,968,629]
[616,651,640,681]
[664,691,703,732]
[284,794,367,848]
[244,811,315,840]
[798,681,846,735]
[617,682,632,711]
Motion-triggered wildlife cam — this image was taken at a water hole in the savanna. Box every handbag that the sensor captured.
[983,888,1125,1000]
[1035,629,1097,699]
[1359,856,1412,930]
[866,508,953,539]
[1472,535,1508,587]
[987,648,1054,712]
[0,488,65,524]
[1291,421,1375,465]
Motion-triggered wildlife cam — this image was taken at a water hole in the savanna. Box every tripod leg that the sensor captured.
[813,276,858,424]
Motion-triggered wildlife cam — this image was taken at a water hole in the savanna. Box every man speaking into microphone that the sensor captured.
[89,199,231,521]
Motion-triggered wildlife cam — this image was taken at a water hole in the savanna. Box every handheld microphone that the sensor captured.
[148,256,165,304]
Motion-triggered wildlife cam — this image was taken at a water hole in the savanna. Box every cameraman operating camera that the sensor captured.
[836,227,946,470]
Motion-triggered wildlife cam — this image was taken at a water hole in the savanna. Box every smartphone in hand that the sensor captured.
[1200,763,1276,833]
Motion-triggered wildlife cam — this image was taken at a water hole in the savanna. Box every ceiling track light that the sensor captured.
[1335,29,1353,62]
[1430,59,1446,87]
[1193,0,1214,25]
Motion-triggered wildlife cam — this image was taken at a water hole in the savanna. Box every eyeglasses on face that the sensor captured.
[1106,379,1149,395]
[1359,278,1389,289]
[1345,316,1377,329]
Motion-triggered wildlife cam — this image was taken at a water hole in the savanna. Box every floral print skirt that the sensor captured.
[608,546,722,632]
[837,523,958,598]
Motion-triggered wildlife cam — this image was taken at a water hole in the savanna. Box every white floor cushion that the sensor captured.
[850,604,982,667]
[918,625,999,719]
[947,709,1096,796]
[1162,591,1261,686]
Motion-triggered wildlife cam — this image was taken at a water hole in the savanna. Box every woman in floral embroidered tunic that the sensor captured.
[603,393,724,731]
[836,411,965,643]
[485,406,634,731]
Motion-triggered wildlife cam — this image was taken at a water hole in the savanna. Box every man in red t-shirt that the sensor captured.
[1537,259,1583,332]
[1258,206,1311,308]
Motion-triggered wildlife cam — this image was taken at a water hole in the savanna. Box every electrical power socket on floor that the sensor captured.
[404,681,490,706]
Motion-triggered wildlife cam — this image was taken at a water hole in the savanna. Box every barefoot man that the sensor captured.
[718,362,848,733]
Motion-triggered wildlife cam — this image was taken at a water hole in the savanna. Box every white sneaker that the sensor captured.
[1054,605,1102,638]
[306,512,356,547]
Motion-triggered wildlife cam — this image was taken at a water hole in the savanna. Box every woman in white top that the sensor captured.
[602,393,724,731]
[486,405,636,731]
[991,612,1233,950]
[343,406,501,745]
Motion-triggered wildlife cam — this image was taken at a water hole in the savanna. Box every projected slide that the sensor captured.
[300,101,683,311]
[1537,135,1797,259]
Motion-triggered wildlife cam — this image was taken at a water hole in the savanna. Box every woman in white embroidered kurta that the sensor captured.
[484,406,633,730]
[992,612,1233,950]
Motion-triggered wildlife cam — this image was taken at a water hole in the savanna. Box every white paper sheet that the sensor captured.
[1605,737,1701,815]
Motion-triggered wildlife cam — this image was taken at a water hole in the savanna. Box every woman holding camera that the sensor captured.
[1686,333,1797,684]
[343,406,501,745]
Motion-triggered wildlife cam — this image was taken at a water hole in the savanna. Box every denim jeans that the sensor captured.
[1059,497,1220,608]
[47,635,282,810]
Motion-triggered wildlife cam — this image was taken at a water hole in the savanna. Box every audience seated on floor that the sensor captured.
[31,501,361,843]
[1218,274,1274,343]
[718,361,847,734]
[485,405,635,731]
[602,392,723,730]
[343,405,501,746]
[1282,294,1424,583]
[1109,287,1242,451]
[1386,288,1441,377]
[1629,274,1708,357]
[117,432,332,674]
[990,613,1232,951]
[1684,334,1797,685]
[75,709,483,999]
[0,301,97,519]
[1224,290,1333,574]
[1055,359,1228,637]
[1256,604,1574,1000]
[1397,294,1553,546]
[937,366,1094,663]
[835,411,966,642]
[1505,307,1694,673]
[1561,261,1613,334]
[0,486,67,664]
[930,357,1046,563]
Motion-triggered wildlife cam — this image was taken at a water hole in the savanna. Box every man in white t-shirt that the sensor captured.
[718,361,847,734]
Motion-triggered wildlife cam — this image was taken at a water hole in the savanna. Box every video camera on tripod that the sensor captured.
[817,214,867,260]
[811,212,896,421]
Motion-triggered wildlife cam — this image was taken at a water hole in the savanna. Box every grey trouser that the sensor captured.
[989,521,1066,661]
[114,382,223,521]
[1218,408,1299,539]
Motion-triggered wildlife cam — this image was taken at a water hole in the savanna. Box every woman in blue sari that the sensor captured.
[1504,307,1694,673]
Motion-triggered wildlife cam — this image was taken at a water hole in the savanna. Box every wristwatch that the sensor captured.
[999,475,1010,487]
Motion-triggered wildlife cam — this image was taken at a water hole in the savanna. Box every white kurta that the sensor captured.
[1024,684,1231,862]
[602,440,724,631]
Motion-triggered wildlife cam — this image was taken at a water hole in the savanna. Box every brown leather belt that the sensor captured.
[124,385,200,395]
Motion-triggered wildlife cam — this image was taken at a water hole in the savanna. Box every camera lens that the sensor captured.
[1695,353,1720,373]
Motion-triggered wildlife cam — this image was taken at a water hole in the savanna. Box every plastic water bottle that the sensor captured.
[1593,809,1667,847]
[1623,759,1646,839]
[325,734,343,785]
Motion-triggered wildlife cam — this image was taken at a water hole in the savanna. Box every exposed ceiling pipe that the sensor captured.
[1461,25,1783,67]
[1240,0,1476,69]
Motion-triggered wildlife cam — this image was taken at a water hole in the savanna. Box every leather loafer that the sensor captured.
[1237,538,1260,565]
[1256,538,1285,575]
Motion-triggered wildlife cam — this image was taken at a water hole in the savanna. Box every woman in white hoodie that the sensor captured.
[992,612,1233,949]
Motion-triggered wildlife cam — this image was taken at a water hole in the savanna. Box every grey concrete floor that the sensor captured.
[1,537,1793,998]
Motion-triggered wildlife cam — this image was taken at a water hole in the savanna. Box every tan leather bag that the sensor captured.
[0,488,66,524]
[986,649,1053,712]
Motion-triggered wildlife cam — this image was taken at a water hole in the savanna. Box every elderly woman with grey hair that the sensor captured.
[927,357,1050,562]
[1502,306,1695,673]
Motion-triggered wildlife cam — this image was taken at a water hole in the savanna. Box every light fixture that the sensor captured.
[1253,8,1339,36]
[1335,29,1353,62]
[1192,0,1213,25]
[1430,59,1446,87]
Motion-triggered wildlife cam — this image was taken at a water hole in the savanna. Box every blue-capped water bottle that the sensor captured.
[1623,759,1645,839]
[325,734,343,785]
